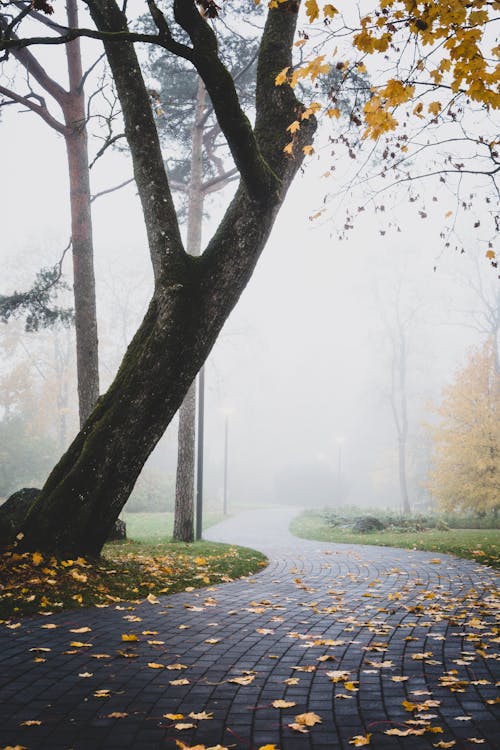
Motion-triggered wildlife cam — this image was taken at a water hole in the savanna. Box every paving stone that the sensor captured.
[1,508,498,749]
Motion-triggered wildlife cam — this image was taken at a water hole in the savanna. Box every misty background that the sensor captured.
[1,27,497,519]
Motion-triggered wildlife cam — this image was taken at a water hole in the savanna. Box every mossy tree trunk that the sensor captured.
[19,0,315,556]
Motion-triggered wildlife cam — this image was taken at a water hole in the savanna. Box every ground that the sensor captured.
[0,508,499,749]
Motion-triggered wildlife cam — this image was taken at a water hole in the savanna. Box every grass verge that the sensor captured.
[290,511,500,568]
[0,532,266,621]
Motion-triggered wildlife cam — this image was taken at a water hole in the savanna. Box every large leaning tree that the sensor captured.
[1,0,497,556]
[0,0,316,555]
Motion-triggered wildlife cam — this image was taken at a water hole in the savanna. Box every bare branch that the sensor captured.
[90,177,135,202]
[0,83,67,133]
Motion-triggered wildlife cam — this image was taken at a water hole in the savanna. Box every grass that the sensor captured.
[0,512,266,621]
[290,511,500,568]
[121,510,225,541]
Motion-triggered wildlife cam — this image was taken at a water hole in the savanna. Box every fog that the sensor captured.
[1,37,497,518]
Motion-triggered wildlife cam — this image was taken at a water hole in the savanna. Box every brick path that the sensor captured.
[1,508,499,750]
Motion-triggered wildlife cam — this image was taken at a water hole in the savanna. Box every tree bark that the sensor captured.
[18,0,315,556]
[173,78,205,542]
[64,0,100,424]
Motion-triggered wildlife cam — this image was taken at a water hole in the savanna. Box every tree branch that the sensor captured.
[172,0,279,201]
[0,83,68,133]
[0,18,69,105]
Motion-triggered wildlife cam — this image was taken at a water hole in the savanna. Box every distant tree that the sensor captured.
[427,340,500,514]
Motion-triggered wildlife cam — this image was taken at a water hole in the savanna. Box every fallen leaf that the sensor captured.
[288,722,309,734]
[147,662,165,669]
[170,678,190,686]
[175,723,196,730]
[294,712,322,727]
[70,641,93,648]
[121,633,138,642]
[229,674,255,685]
[78,672,93,678]
[164,713,185,720]
[93,689,111,698]
[106,712,128,718]
[349,734,372,746]
[433,742,456,748]
[166,663,188,670]
[20,720,42,726]
[70,627,91,633]
[189,711,213,720]
[146,593,159,604]
[272,700,297,708]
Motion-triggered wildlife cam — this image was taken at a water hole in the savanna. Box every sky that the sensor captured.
[1,2,497,515]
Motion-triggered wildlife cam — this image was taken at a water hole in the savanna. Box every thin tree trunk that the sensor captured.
[173,79,206,542]
[64,0,100,424]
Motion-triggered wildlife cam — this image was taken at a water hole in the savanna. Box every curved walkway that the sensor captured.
[1,508,499,749]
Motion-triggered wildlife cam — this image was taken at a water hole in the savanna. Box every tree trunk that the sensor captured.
[173,78,206,542]
[18,0,314,557]
[64,0,100,425]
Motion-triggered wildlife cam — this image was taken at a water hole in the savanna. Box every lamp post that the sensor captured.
[336,436,345,502]
[195,367,205,541]
[221,407,234,516]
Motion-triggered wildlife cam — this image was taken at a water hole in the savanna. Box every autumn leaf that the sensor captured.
[189,711,213,720]
[272,699,296,708]
[166,663,187,670]
[70,626,91,633]
[170,678,190,686]
[294,712,322,727]
[175,723,196,730]
[349,734,372,746]
[93,689,111,698]
[433,742,456,748]
[147,662,165,669]
[121,633,138,642]
[70,641,92,648]
[164,713,184,720]
[106,712,128,718]
[229,674,255,685]
[20,720,42,726]
[32,552,43,566]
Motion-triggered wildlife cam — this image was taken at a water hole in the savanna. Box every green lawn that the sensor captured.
[121,510,225,542]
[290,512,500,568]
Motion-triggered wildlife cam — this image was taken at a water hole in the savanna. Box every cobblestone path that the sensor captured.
[1,508,498,750]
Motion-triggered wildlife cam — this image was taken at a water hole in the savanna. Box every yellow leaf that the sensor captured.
[193,557,207,565]
[288,722,309,734]
[324,4,338,18]
[20,720,42,726]
[121,633,138,642]
[349,734,372,747]
[486,249,496,259]
[69,641,93,648]
[294,712,322,727]
[272,700,297,708]
[146,593,159,604]
[175,723,196,730]
[70,626,91,633]
[170,678,190,686]
[32,552,43,566]
[275,67,290,86]
[147,662,165,669]
[327,107,341,118]
[433,742,456,748]
[229,674,255,685]
[166,663,188,670]
[283,142,294,155]
[305,0,319,22]
[302,145,314,156]
[70,569,87,583]
[287,120,301,134]
[428,101,441,116]
[164,713,184,720]
[93,689,111,698]
[106,712,128,718]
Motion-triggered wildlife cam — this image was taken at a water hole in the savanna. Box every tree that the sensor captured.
[0,0,99,425]
[1,0,497,555]
[427,340,500,514]
[0,0,316,555]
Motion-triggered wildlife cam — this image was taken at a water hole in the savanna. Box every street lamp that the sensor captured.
[221,406,234,515]
[336,436,345,501]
